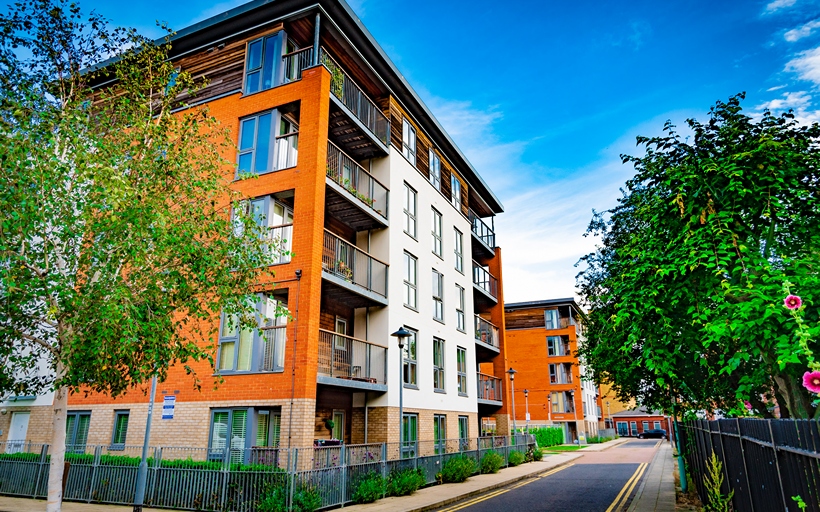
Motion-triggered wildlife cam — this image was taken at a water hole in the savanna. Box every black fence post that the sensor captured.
[736,418,754,512]
[767,419,789,512]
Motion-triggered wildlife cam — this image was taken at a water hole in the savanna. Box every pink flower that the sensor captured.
[785,295,803,310]
[744,401,752,410]
[803,371,820,394]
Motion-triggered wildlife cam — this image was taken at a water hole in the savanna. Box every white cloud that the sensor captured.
[767,84,788,91]
[765,0,797,13]
[786,46,820,84]
[785,19,820,41]
[756,90,820,124]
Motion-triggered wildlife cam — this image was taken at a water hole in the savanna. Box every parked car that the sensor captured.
[638,429,668,439]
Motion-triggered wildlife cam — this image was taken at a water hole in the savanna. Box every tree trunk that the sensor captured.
[773,373,812,419]
[47,361,67,512]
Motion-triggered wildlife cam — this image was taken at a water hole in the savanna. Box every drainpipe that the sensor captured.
[286,270,302,453]
[312,13,321,66]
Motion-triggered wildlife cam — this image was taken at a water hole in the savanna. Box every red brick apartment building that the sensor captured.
[503,299,600,442]
[4,0,513,454]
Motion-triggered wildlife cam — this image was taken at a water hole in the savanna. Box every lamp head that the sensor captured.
[523,389,529,398]
[507,367,517,380]
[391,327,411,348]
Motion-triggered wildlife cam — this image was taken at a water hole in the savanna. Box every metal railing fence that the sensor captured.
[317,329,387,384]
[326,141,388,219]
[0,435,534,511]
[321,229,388,297]
[680,419,820,512]
[282,47,314,84]
[474,315,500,348]
[477,372,503,402]
[468,209,496,249]
[472,261,498,298]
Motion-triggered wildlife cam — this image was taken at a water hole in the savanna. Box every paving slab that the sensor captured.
[627,440,676,512]
[0,496,166,512]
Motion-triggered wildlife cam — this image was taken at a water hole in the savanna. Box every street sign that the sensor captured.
[161,395,175,420]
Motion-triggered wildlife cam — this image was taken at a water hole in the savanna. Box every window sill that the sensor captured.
[433,252,443,260]
[404,231,418,242]
[214,369,286,376]
[403,384,419,390]
[233,165,297,182]
[403,304,418,313]
[433,318,445,325]
[458,392,468,397]
[434,389,446,394]
[457,328,466,334]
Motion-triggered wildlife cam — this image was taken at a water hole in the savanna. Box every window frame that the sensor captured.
[457,346,468,396]
[450,173,461,209]
[110,411,130,450]
[236,109,299,177]
[455,284,466,332]
[401,413,419,458]
[402,119,417,165]
[403,183,417,239]
[454,229,464,274]
[65,411,91,454]
[433,337,445,392]
[208,408,250,463]
[433,414,447,454]
[403,327,418,387]
[243,31,285,95]
[458,416,469,451]
[403,252,418,310]
[431,208,443,258]
[429,149,441,190]
[217,294,288,374]
[432,270,444,322]
[544,309,559,330]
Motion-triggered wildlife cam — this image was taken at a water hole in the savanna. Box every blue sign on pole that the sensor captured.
[162,395,175,420]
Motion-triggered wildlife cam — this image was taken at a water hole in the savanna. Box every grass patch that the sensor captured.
[543,445,586,452]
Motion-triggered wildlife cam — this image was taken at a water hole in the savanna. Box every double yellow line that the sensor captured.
[605,462,648,512]
[438,464,575,512]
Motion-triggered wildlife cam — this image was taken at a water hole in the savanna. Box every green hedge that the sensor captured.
[441,456,475,483]
[0,452,284,472]
[480,451,503,474]
[532,427,564,448]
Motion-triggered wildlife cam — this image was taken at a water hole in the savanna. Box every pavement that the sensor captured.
[0,497,166,512]
[627,440,676,512]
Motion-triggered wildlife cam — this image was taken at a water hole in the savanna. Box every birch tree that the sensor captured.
[0,1,274,509]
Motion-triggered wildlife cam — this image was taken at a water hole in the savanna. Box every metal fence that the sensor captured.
[680,419,820,512]
[0,435,533,511]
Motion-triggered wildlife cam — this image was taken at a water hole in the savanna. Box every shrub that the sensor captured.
[532,427,564,448]
[441,456,476,483]
[293,485,322,512]
[257,483,322,512]
[508,451,525,467]
[480,451,503,474]
[387,468,425,496]
[586,435,614,444]
[352,471,385,504]
[530,447,543,461]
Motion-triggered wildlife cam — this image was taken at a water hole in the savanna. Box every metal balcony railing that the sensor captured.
[472,261,498,299]
[326,141,388,219]
[261,326,286,371]
[474,315,500,348]
[318,329,386,384]
[320,48,389,145]
[266,224,293,265]
[468,209,496,249]
[477,373,502,402]
[550,364,573,384]
[282,47,314,84]
[322,230,388,297]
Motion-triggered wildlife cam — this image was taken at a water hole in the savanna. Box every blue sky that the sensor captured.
[34,0,820,301]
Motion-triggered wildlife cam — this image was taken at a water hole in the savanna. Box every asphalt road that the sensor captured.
[436,439,662,512]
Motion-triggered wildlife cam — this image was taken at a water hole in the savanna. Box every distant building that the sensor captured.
[503,298,599,442]
[610,407,671,437]
[599,383,637,430]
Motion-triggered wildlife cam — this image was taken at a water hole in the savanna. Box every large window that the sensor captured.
[332,410,345,441]
[654,421,662,430]
[66,412,90,453]
[457,347,467,396]
[551,391,575,413]
[403,252,417,309]
[237,110,298,175]
[402,119,416,165]
[547,335,571,357]
[432,270,444,322]
[234,196,293,265]
[429,149,441,190]
[450,174,461,209]
[456,284,465,332]
[544,309,560,330]
[403,327,418,386]
[432,208,443,258]
[403,183,417,238]
[402,413,418,458]
[434,414,446,454]
[110,411,130,450]
[549,363,573,384]
[244,32,285,94]
[255,409,281,447]
[458,416,469,450]
[209,409,248,463]
[454,229,464,273]
[218,294,288,373]
[433,338,445,392]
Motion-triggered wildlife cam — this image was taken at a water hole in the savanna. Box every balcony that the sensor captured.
[321,230,388,307]
[468,209,496,259]
[472,261,498,305]
[325,141,389,231]
[317,329,387,392]
[282,47,314,84]
[266,224,293,265]
[320,48,390,159]
[474,315,500,360]
[477,373,503,406]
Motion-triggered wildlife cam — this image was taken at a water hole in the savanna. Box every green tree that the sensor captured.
[577,93,820,418]
[0,1,276,509]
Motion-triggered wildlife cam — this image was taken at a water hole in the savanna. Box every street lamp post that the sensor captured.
[606,401,612,430]
[523,389,529,432]
[391,327,411,456]
[506,368,517,434]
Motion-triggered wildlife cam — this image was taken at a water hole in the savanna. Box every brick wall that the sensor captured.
[0,405,54,444]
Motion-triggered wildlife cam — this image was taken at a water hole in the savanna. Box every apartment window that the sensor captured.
[244,32,284,94]
[209,409,248,463]
[234,196,294,264]
[551,391,575,413]
[403,183,417,238]
[547,335,571,357]
[429,149,441,190]
[617,422,629,437]
[457,346,468,396]
[458,416,469,450]
[454,229,464,273]
[402,413,418,458]
[630,421,638,436]
[456,284,465,332]
[237,110,298,175]
[65,412,90,453]
[654,421,662,430]
[110,411,130,450]
[450,173,461,209]
[434,415,446,454]
[433,338,445,391]
[332,410,345,441]
[432,270,444,322]
[549,363,573,384]
[402,119,416,165]
[642,421,649,432]
[255,409,282,447]
[218,294,288,373]
[403,328,418,386]
[544,309,559,330]
[432,208,443,258]
[403,252,418,309]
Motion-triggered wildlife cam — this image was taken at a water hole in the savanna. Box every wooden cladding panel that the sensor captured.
[505,308,547,330]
